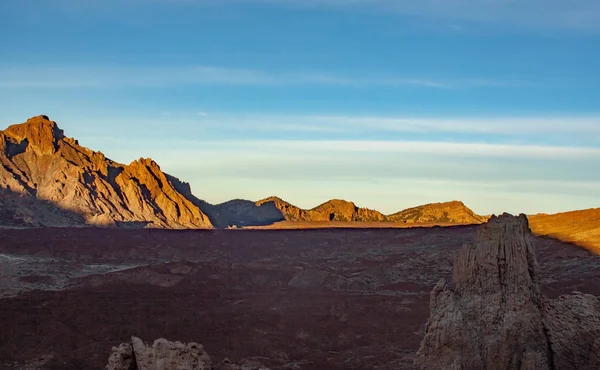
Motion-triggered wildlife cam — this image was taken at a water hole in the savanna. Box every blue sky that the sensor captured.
[1,0,599,214]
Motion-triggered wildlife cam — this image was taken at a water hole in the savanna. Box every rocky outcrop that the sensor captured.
[107,337,211,370]
[416,213,600,370]
[0,116,212,228]
[107,337,269,370]
[387,200,486,224]
[107,342,135,370]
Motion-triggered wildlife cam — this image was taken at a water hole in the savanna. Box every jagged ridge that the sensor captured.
[0,115,212,228]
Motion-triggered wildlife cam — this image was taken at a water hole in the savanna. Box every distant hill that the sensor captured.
[252,197,484,225]
[529,208,600,253]
[386,200,487,224]
[201,199,285,228]
[255,197,385,222]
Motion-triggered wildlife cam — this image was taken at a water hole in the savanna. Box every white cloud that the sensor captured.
[0,65,528,89]
[192,139,600,159]
[176,114,600,139]
[301,115,600,135]
[196,111,208,116]
[178,0,600,31]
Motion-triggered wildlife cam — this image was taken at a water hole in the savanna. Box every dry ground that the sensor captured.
[0,226,598,369]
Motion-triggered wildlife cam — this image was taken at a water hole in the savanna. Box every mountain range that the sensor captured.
[1,115,598,253]
[0,116,490,229]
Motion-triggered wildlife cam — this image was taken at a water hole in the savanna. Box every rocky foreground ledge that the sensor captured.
[416,213,600,370]
[107,336,270,370]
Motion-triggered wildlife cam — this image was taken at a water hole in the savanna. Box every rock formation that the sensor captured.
[107,337,269,370]
[416,213,600,370]
[386,200,486,224]
[0,116,212,228]
[107,336,211,370]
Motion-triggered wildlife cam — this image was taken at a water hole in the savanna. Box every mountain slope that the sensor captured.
[386,200,487,224]
[529,208,600,253]
[0,115,212,228]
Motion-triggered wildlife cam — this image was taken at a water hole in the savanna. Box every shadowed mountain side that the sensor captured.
[165,176,285,227]
[529,208,600,254]
[0,116,213,229]
[0,187,167,229]
[210,199,285,228]
[0,187,86,227]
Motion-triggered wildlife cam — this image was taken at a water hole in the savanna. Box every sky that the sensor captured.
[1,0,599,215]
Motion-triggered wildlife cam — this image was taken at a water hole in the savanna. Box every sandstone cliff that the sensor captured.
[386,200,486,224]
[0,116,212,228]
[416,213,600,369]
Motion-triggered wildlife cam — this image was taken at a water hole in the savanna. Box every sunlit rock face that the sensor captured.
[0,115,213,228]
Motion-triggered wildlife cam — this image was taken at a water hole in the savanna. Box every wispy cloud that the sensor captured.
[302,115,600,135]
[0,65,528,89]
[35,0,600,31]
[187,114,600,138]
[164,0,600,31]
[129,137,600,214]
[193,139,600,159]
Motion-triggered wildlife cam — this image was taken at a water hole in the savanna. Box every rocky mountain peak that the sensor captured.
[2,115,64,156]
[0,116,213,229]
[131,157,160,169]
